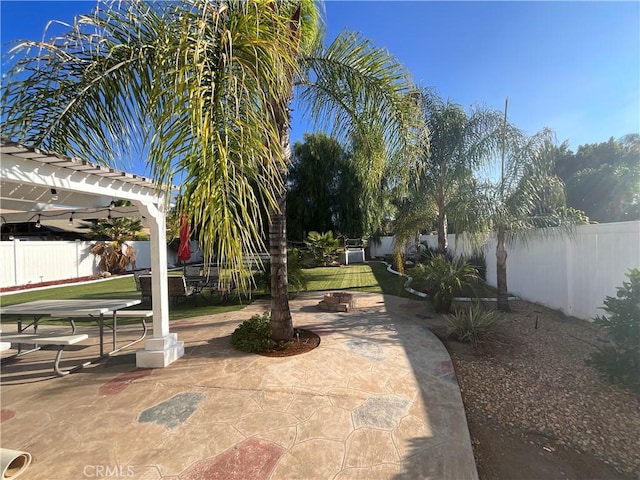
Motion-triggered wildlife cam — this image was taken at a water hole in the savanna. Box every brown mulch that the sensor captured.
[430,300,640,479]
[0,276,98,292]
[0,274,129,292]
[257,328,321,357]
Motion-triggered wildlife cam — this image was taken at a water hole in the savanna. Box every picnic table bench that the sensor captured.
[0,332,90,376]
[0,300,150,376]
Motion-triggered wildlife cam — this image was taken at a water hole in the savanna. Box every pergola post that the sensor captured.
[135,201,184,368]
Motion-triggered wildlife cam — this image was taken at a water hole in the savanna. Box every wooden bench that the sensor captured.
[138,275,153,303]
[0,333,90,376]
[133,269,151,292]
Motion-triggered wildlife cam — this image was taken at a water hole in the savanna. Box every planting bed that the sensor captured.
[424,299,639,479]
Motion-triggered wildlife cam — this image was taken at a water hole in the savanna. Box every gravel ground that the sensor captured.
[448,300,640,477]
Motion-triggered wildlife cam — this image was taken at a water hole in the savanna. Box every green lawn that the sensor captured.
[0,262,420,325]
[0,275,249,324]
[303,262,418,299]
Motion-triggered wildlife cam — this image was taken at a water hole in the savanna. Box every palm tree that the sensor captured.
[2,0,420,340]
[88,200,142,273]
[268,19,420,340]
[482,123,584,311]
[392,90,502,264]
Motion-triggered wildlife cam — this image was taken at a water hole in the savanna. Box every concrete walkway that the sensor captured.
[0,292,478,479]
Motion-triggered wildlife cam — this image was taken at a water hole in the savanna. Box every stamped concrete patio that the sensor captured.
[1,292,478,479]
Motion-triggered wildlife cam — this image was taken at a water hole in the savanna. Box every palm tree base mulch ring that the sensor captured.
[258,329,320,357]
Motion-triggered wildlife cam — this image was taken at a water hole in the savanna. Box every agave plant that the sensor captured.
[304,231,340,266]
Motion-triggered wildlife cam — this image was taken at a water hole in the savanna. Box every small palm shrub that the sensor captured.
[446,303,502,344]
[231,312,276,353]
[587,268,640,392]
[305,231,340,266]
[418,243,453,264]
[253,248,308,293]
[421,255,478,313]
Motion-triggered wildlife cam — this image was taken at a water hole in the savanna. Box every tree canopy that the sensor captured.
[287,132,367,240]
[2,0,422,340]
[553,135,640,222]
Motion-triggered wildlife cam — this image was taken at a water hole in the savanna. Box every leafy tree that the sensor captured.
[588,268,640,392]
[554,135,639,222]
[89,217,144,242]
[265,10,420,340]
[287,133,364,240]
[482,125,586,311]
[2,0,420,341]
[3,0,296,289]
[89,201,144,241]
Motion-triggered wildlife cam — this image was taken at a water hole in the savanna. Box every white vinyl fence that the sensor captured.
[0,239,203,289]
[369,221,640,320]
[3,222,638,320]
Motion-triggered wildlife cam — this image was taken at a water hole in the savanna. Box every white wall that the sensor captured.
[365,221,640,320]
[370,232,472,259]
[0,239,203,288]
[485,221,640,320]
[0,240,98,287]
[369,236,396,258]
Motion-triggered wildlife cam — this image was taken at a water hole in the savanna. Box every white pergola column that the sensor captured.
[135,201,184,368]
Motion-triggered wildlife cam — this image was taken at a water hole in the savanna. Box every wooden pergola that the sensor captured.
[0,138,184,368]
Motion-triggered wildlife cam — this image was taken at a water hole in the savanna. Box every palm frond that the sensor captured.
[296,30,423,190]
[2,0,304,290]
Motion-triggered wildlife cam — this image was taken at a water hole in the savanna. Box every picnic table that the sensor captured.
[0,298,147,361]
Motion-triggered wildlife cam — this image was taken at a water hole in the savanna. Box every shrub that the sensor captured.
[446,303,502,344]
[587,268,640,392]
[231,312,276,353]
[90,240,137,274]
[464,250,487,281]
[305,231,340,266]
[418,243,453,264]
[421,255,478,313]
[253,248,308,293]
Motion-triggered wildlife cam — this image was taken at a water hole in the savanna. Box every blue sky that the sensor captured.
[1,1,639,173]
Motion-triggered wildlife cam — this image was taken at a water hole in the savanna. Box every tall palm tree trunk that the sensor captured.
[267,4,301,342]
[437,210,448,255]
[269,187,293,341]
[268,97,294,341]
[496,224,510,311]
